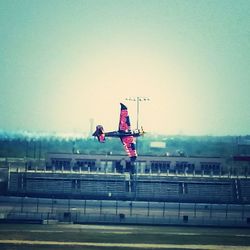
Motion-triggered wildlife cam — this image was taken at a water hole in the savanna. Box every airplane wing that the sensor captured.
[119,103,131,132]
[121,136,137,161]
[119,103,137,161]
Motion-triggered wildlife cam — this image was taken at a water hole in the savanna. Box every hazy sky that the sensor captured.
[0,0,249,136]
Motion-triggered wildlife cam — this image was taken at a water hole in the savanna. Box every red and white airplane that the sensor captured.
[92,103,144,161]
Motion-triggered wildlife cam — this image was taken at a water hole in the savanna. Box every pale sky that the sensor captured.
[0,0,249,136]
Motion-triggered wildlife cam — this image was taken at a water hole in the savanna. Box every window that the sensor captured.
[151,161,170,173]
[76,160,96,171]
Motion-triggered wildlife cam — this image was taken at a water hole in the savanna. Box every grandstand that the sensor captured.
[7,153,250,204]
[239,179,250,203]
[135,175,237,203]
[8,172,129,200]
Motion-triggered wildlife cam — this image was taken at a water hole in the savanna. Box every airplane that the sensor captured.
[92,103,145,161]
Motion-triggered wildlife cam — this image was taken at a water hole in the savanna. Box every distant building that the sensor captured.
[150,141,166,149]
[45,152,225,176]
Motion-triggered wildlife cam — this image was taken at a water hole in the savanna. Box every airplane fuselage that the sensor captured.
[105,130,142,138]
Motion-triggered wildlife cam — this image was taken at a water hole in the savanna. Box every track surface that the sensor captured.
[0,224,250,250]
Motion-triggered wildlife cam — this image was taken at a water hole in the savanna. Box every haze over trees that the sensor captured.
[0,131,249,159]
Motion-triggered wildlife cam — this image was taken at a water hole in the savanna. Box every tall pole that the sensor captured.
[38,140,41,168]
[125,97,150,201]
[137,97,139,129]
[125,97,150,130]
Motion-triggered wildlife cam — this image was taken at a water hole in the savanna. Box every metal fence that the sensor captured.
[0,196,250,227]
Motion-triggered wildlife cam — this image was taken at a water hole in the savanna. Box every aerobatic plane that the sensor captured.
[92,103,144,161]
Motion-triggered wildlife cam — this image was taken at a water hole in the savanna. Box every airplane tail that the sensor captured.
[92,125,105,143]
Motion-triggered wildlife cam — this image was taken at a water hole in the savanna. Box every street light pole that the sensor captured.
[136,97,140,130]
[125,97,150,202]
[125,97,150,129]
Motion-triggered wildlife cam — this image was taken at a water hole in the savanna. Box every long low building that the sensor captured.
[44,152,225,176]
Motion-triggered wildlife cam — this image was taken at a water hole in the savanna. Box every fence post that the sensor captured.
[209,204,212,218]
[178,203,180,218]
[68,199,70,212]
[100,200,102,215]
[36,198,39,213]
[242,204,245,220]
[194,203,197,218]
[51,198,54,214]
[130,202,132,216]
[21,197,24,213]
[84,200,86,214]
[225,204,228,219]
[116,200,118,215]
[163,202,165,217]
[147,202,150,217]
